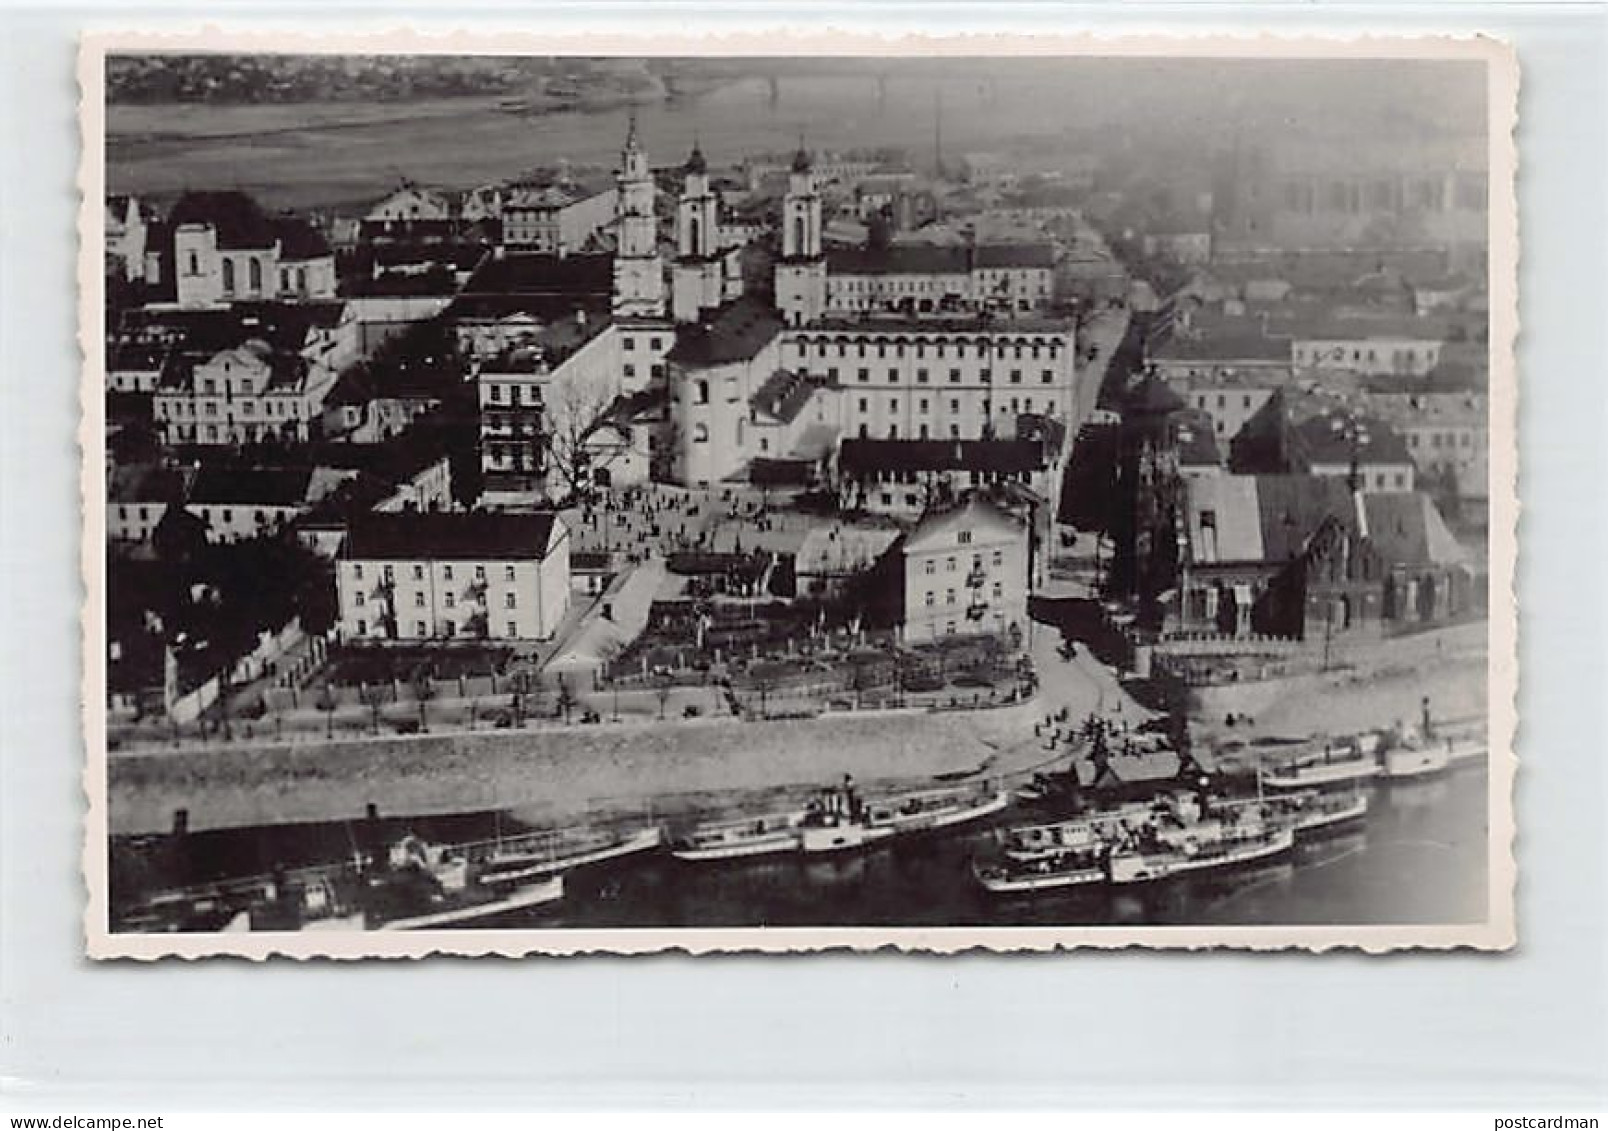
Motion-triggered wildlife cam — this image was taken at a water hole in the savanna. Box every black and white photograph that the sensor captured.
[83,37,1516,955]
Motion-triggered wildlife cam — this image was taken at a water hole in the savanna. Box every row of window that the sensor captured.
[219,258,265,293]
[354,589,518,610]
[923,582,1006,606]
[620,336,667,353]
[1279,175,1485,215]
[862,470,1028,501]
[157,398,301,419]
[924,550,1005,574]
[1293,343,1436,369]
[484,384,540,406]
[1408,431,1476,449]
[847,366,1057,386]
[352,619,521,638]
[853,394,1048,417]
[161,423,301,443]
[353,562,518,583]
[1192,392,1262,411]
[791,338,1064,362]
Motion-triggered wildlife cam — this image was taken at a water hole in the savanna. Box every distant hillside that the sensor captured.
[105,54,668,106]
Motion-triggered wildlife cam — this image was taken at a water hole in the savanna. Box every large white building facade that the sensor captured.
[900,496,1031,643]
[469,127,1081,506]
[335,512,571,643]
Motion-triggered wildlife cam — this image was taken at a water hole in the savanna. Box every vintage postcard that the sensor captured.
[80,30,1518,958]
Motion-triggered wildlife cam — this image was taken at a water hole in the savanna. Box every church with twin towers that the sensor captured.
[477,116,1079,507]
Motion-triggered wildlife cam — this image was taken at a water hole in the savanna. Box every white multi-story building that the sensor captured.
[1291,320,1447,378]
[183,466,323,544]
[1173,375,1282,442]
[900,495,1030,644]
[336,512,571,642]
[152,339,340,446]
[783,317,1079,442]
[502,177,618,256]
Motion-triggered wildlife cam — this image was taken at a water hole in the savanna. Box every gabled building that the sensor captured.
[1177,473,1474,640]
[107,463,192,543]
[836,436,1054,521]
[152,338,340,446]
[502,173,618,256]
[183,465,327,543]
[166,191,336,308]
[898,495,1030,645]
[335,511,571,643]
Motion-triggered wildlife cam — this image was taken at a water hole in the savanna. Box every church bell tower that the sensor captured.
[773,143,826,326]
[612,113,666,317]
[671,141,725,324]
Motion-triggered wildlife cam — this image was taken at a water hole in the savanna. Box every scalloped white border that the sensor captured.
[78,27,1519,959]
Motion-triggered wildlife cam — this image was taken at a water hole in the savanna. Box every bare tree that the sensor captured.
[538,367,624,506]
[509,670,530,728]
[315,682,338,740]
[749,662,779,719]
[555,674,576,724]
[847,656,870,710]
[413,669,436,733]
[359,682,385,736]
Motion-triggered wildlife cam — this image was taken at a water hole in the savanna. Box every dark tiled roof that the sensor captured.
[188,465,314,507]
[109,342,167,371]
[750,369,816,424]
[826,245,969,276]
[274,216,331,260]
[1229,389,1310,475]
[1125,372,1187,417]
[666,297,783,366]
[108,463,188,504]
[1153,333,1289,363]
[1173,412,1222,467]
[973,243,1056,269]
[343,511,560,561]
[120,302,344,357]
[168,191,277,250]
[748,458,816,486]
[838,438,1045,476]
[1295,410,1412,466]
[460,252,614,297]
[1253,475,1357,562]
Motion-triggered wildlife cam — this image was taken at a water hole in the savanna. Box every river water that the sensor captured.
[113,763,1489,930]
[107,71,1098,210]
[105,60,1483,212]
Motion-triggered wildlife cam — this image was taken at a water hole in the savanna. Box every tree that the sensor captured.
[413,669,436,733]
[847,656,871,710]
[749,662,780,719]
[509,670,531,728]
[359,682,386,736]
[539,368,624,506]
[653,670,674,720]
[555,674,577,724]
[314,682,338,740]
